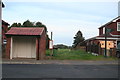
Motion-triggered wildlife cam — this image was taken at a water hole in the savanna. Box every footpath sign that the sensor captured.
[49,40,53,49]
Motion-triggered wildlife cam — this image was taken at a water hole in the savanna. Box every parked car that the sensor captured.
[116,41,120,58]
[116,49,120,58]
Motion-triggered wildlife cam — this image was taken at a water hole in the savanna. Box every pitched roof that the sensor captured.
[96,35,120,38]
[6,27,44,36]
[111,31,120,35]
[2,20,9,25]
[85,33,120,41]
[98,16,120,29]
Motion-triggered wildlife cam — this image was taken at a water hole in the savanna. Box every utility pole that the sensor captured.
[118,1,120,16]
[50,32,53,56]
[0,1,2,54]
[0,1,2,80]
[104,26,107,57]
[51,32,53,40]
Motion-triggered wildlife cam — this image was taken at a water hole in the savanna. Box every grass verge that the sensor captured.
[46,49,117,60]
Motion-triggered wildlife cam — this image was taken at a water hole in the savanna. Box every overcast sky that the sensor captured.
[2,0,119,46]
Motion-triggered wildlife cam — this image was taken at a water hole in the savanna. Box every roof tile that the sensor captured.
[6,27,44,36]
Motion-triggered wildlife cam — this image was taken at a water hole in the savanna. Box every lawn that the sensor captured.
[46,49,117,60]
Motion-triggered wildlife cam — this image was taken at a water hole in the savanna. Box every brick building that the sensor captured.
[5,27,46,60]
[2,20,9,45]
[85,16,120,57]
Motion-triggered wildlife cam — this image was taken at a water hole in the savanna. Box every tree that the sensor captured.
[54,44,69,49]
[11,23,18,27]
[10,20,47,32]
[35,22,47,32]
[22,20,34,27]
[35,22,42,26]
[17,23,21,27]
[72,30,85,48]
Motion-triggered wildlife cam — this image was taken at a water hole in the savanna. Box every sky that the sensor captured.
[2,0,119,46]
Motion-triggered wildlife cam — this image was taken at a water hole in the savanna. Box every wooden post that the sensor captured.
[50,32,53,56]
[0,1,2,54]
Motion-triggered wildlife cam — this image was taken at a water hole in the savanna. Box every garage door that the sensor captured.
[12,36,36,58]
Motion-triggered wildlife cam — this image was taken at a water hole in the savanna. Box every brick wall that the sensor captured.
[6,37,11,59]
[2,24,8,45]
[39,30,46,60]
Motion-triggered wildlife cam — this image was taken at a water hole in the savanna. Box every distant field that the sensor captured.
[46,49,117,60]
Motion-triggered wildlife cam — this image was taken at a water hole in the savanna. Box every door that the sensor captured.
[12,36,36,58]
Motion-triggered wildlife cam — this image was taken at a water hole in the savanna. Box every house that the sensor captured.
[2,20,9,58]
[5,27,46,60]
[1,2,9,57]
[85,16,120,57]
[1,2,8,45]
[2,20,9,45]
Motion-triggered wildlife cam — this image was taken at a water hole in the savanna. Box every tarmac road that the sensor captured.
[2,64,118,78]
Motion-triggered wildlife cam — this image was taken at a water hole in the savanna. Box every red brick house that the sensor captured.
[2,20,9,45]
[5,27,46,60]
[86,16,120,56]
[1,2,9,45]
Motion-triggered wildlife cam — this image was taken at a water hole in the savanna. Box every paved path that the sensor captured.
[2,59,118,65]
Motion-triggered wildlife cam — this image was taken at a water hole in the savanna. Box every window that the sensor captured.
[117,22,120,31]
[106,28,113,33]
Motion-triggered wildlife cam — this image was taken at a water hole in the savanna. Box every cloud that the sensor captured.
[46,19,100,40]
[2,1,118,46]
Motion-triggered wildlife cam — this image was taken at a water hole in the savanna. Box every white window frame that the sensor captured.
[117,22,120,31]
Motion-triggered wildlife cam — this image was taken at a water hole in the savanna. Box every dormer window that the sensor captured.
[117,22,120,31]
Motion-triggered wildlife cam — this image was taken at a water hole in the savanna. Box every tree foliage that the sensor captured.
[11,23,18,27]
[22,20,34,27]
[46,34,50,49]
[54,44,69,49]
[10,20,47,32]
[72,30,85,48]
